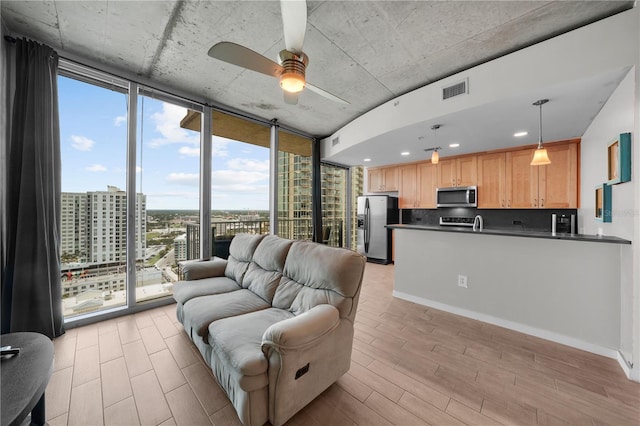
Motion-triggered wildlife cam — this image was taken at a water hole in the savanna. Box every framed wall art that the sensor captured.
[607,132,631,184]
[595,183,612,222]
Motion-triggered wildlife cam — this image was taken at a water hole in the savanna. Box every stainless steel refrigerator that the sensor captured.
[356,195,399,264]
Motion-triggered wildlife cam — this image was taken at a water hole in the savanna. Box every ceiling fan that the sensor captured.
[207,0,349,105]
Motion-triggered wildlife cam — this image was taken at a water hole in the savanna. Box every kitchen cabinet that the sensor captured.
[367,166,398,192]
[417,161,438,208]
[399,162,437,208]
[437,156,476,187]
[399,164,417,208]
[477,152,506,208]
[505,143,578,208]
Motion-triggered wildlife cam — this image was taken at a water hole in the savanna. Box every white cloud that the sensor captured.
[136,166,143,173]
[179,146,200,157]
[166,172,199,186]
[71,135,95,151]
[148,103,200,147]
[114,115,127,127]
[226,158,270,172]
[86,164,107,172]
[211,170,269,192]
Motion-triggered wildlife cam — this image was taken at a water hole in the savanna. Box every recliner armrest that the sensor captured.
[262,304,340,351]
[180,257,227,281]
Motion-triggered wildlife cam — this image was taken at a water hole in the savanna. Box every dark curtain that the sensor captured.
[1,39,64,338]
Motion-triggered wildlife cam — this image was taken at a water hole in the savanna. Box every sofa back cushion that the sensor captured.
[273,241,366,319]
[243,235,293,303]
[224,233,266,285]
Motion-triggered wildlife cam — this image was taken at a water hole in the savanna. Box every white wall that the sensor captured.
[394,229,623,356]
[579,65,639,379]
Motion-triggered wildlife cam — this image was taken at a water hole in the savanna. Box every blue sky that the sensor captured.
[59,76,270,211]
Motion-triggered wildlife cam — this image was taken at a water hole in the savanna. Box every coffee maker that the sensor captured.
[552,213,576,234]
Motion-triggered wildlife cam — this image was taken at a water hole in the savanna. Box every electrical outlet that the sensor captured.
[458,274,468,288]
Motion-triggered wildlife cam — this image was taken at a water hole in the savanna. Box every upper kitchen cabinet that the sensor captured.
[506,141,578,208]
[437,156,477,187]
[399,164,418,208]
[477,152,506,208]
[539,142,579,208]
[417,161,438,208]
[399,162,437,208]
[367,166,399,192]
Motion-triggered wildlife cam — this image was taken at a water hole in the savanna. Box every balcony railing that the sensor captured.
[184,218,344,261]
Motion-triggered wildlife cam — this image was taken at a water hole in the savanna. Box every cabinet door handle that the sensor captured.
[508,200,511,208]
[457,178,461,185]
[533,199,537,207]
[541,198,544,207]
[501,200,504,208]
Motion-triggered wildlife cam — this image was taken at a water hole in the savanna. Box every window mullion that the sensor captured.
[126,83,138,308]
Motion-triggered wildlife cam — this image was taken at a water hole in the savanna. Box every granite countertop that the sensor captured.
[387,224,632,245]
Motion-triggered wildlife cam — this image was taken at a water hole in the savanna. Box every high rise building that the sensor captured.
[61,186,147,265]
[277,152,363,248]
[61,192,89,262]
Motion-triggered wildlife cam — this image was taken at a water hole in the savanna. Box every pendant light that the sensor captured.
[531,99,551,166]
[424,124,442,164]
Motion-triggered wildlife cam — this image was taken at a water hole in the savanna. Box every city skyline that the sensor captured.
[59,76,270,211]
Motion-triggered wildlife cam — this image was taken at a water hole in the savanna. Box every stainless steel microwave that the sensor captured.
[436,186,477,207]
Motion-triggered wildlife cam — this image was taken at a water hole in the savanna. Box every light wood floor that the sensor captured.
[47,263,640,425]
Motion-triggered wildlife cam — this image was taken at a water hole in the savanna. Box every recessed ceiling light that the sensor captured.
[363,158,371,162]
[449,143,460,148]
[514,131,528,137]
[401,151,410,156]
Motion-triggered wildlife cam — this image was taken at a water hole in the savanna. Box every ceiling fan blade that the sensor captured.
[280,0,307,53]
[306,82,350,104]
[208,42,283,77]
[284,92,298,105]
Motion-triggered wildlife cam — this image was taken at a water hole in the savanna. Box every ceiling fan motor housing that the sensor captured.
[279,50,308,93]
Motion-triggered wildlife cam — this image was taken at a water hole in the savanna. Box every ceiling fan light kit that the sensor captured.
[207,0,348,105]
[278,50,307,93]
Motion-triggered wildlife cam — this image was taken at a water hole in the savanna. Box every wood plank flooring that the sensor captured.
[47,263,640,425]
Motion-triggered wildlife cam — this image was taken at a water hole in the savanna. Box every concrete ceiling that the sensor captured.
[1,0,634,164]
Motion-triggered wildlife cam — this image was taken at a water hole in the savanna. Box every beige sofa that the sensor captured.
[173,233,366,426]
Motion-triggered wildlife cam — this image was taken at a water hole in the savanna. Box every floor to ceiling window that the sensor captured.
[135,92,202,302]
[58,74,129,318]
[57,60,360,324]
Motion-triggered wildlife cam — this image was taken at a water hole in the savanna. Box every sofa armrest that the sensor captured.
[180,257,227,281]
[262,304,340,350]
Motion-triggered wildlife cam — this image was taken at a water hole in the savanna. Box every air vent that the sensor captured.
[442,79,468,100]
[332,136,340,146]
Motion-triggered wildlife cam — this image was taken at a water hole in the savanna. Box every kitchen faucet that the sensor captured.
[473,214,483,232]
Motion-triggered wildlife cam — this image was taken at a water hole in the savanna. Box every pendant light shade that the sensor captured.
[531,147,551,165]
[423,124,442,164]
[531,99,551,166]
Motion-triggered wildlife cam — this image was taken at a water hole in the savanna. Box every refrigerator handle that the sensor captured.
[364,199,370,253]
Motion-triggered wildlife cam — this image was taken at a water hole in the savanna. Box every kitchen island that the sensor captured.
[388,224,631,359]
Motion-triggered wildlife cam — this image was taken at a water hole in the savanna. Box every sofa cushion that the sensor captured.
[182,289,270,343]
[243,235,293,303]
[273,241,366,318]
[225,234,266,285]
[208,308,294,379]
[173,276,240,305]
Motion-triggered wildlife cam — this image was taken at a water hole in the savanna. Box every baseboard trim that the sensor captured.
[392,290,618,360]
[616,351,634,380]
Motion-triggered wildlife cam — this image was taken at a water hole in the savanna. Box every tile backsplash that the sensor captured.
[402,208,578,232]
